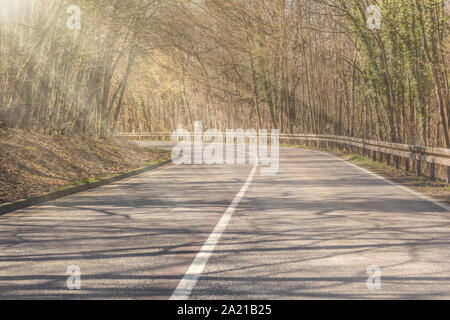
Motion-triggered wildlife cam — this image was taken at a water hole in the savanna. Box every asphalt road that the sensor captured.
[1,145,450,299]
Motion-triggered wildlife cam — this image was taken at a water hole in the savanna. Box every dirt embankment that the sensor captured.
[0,129,169,203]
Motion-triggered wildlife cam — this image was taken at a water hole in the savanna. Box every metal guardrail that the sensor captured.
[116,132,450,182]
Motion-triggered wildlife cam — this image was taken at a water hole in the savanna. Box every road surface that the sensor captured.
[1,145,449,299]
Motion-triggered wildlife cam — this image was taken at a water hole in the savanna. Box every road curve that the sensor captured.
[1,146,449,299]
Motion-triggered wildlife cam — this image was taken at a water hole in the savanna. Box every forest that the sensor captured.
[0,0,448,149]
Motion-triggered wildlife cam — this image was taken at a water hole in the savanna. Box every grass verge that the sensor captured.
[0,128,171,203]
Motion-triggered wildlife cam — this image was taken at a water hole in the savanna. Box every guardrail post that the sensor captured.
[395,156,400,170]
[372,150,377,162]
[447,167,450,184]
[417,160,422,177]
[405,158,410,173]
[430,163,436,180]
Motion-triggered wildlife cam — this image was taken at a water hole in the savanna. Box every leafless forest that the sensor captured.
[0,0,448,149]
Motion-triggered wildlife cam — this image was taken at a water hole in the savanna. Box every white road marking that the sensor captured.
[170,157,259,300]
[314,150,450,212]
